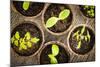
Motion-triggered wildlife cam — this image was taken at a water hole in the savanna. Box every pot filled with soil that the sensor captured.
[11,22,44,56]
[42,4,73,35]
[40,41,70,64]
[12,1,45,17]
[79,5,95,18]
[68,24,95,55]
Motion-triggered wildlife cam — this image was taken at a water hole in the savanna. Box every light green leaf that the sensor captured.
[52,44,59,56]
[11,36,15,44]
[81,26,85,35]
[19,42,27,50]
[46,17,59,28]
[87,31,91,42]
[25,32,31,40]
[77,41,81,49]
[59,9,70,20]
[48,54,58,64]
[15,31,20,40]
[14,40,18,46]
[31,37,40,43]
[27,41,32,48]
[23,1,30,11]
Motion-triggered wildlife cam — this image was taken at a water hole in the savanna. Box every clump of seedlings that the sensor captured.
[80,5,95,18]
[48,44,59,64]
[11,31,40,50]
[69,25,95,54]
[72,25,90,49]
[46,9,70,28]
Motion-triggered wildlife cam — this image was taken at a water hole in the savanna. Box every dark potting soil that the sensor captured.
[40,44,70,64]
[11,23,43,56]
[44,4,72,33]
[13,1,44,16]
[69,26,95,54]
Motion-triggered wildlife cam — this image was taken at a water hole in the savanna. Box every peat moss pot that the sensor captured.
[13,1,44,17]
[68,24,95,55]
[80,5,95,18]
[11,23,44,56]
[40,41,70,64]
[43,4,73,35]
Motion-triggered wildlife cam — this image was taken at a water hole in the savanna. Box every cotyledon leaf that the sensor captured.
[46,17,59,28]
[23,1,30,11]
[15,31,20,40]
[59,9,70,20]
[77,41,82,49]
[31,37,40,43]
[48,54,58,64]
[52,44,59,56]
[25,32,31,40]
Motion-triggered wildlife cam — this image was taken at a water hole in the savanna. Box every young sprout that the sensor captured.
[48,44,59,64]
[23,1,30,11]
[46,9,70,28]
[11,31,40,50]
[72,26,91,49]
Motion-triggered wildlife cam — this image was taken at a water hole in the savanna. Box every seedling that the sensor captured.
[48,44,59,64]
[11,31,40,50]
[23,1,30,11]
[46,9,70,28]
[72,26,91,49]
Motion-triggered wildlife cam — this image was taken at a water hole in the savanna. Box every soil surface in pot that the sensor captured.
[80,5,95,18]
[40,44,70,64]
[11,23,43,56]
[69,26,95,55]
[13,1,44,16]
[44,4,72,33]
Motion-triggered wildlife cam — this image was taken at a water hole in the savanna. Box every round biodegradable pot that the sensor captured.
[40,41,70,64]
[11,22,44,56]
[12,1,45,17]
[79,5,95,18]
[68,24,95,55]
[42,4,73,35]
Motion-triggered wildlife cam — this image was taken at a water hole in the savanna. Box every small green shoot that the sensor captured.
[46,9,70,28]
[23,1,30,11]
[48,44,59,64]
[48,54,58,64]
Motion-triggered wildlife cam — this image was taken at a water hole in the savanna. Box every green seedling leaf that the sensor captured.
[15,31,20,40]
[77,41,81,49]
[81,26,85,35]
[85,36,88,42]
[23,1,30,11]
[27,41,32,48]
[14,40,18,46]
[59,9,70,20]
[31,37,40,43]
[52,44,59,56]
[46,17,59,28]
[19,42,27,50]
[73,30,79,37]
[11,36,15,44]
[87,31,91,42]
[25,32,31,40]
[48,54,58,64]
